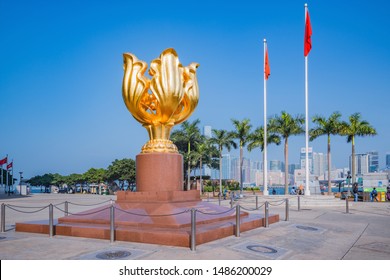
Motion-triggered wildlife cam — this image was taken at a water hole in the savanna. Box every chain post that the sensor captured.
[190,208,196,251]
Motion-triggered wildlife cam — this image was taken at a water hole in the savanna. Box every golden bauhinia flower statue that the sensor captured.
[122,48,199,153]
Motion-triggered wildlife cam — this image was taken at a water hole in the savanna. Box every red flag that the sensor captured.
[0,157,7,165]
[264,47,270,80]
[304,9,312,56]
[7,162,13,170]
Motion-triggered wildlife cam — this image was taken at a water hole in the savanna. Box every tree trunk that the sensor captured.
[327,134,332,195]
[219,147,223,195]
[351,136,356,184]
[284,138,289,195]
[200,159,203,195]
[187,141,191,191]
[240,145,243,193]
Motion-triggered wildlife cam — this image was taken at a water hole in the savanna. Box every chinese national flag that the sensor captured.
[304,9,312,56]
[7,162,13,170]
[0,157,7,165]
[264,47,270,80]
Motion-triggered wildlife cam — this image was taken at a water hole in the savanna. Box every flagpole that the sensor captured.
[304,3,311,195]
[0,160,3,192]
[6,161,9,196]
[263,38,269,196]
[10,160,14,195]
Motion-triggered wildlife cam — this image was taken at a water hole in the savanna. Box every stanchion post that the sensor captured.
[298,195,301,211]
[65,201,69,216]
[230,196,234,209]
[235,205,240,237]
[346,195,349,214]
[190,208,196,251]
[1,203,5,233]
[264,201,269,227]
[285,198,289,221]
[218,193,221,206]
[256,195,258,209]
[49,204,54,237]
[110,204,115,243]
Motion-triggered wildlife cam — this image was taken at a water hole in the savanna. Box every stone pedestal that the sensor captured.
[136,153,183,192]
[15,152,280,248]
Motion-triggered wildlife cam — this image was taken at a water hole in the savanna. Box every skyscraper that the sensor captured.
[202,125,212,176]
[387,153,390,169]
[313,152,326,176]
[300,147,313,173]
[222,154,231,180]
[350,154,369,176]
[203,125,212,138]
[367,151,379,172]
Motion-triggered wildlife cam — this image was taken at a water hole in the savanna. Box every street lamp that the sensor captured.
[19,172,23,196]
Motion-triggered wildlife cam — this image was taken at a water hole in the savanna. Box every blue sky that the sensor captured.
[1,0,389,178]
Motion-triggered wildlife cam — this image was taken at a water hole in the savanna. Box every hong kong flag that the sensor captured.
[0,157,7,165]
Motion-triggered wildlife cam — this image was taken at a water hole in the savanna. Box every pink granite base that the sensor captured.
[15,153,279,247]
[16,196,279,247]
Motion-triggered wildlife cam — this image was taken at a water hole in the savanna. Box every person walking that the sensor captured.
[370,187,378,202]
[352,183,359,202]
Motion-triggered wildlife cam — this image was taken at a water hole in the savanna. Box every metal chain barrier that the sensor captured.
[0,196,291,249]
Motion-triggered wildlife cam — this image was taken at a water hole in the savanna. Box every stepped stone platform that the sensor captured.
[15,190,279,247]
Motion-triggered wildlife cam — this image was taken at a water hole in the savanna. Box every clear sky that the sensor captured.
[1,0,389,179]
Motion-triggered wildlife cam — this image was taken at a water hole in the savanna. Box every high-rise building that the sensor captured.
[313,152,326,176]
[387,153,390,169]
[367,151,379,172]
[270,160,282,171]
[203,125,212,138]
[202,125,212,177]
[222,154,231,180]
[350,154,369,176]
[300,147,313,173]
[288,163,300,175]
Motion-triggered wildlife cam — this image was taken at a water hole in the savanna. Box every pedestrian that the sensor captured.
[352,182,359,202]
[272,188,276,195]
[370,187,378,202]
[290,187,297,195]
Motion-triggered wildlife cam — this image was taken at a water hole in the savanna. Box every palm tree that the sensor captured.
[248,125,281,190]
[310,112,343,195]
[269,111,304,194]
[210,129,237,195]
[192,138,218,194]
[171,119,202,190]
[231,119,252,193]
[340,113,377,184]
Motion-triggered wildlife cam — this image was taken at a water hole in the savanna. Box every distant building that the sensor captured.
[350,154,370,176]
[222,154,231,180]
[202,125,212,177]
[300,147,313,173]
[313,152,326,176]
[386,153,390,168]
[270,160,282,171]
[368,151,379,172]
[288,163,300,175]
[203,125,212,138]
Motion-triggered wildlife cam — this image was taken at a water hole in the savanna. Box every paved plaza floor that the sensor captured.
[0,193,390,260]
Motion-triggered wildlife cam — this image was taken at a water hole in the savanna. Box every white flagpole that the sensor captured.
[6,163,9,195]
[10,160,13,194]
[304,3,311,195]
[0,160,3,192]
[263,38,269,196]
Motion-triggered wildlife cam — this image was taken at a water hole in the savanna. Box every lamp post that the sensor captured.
[19,172,23,196]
